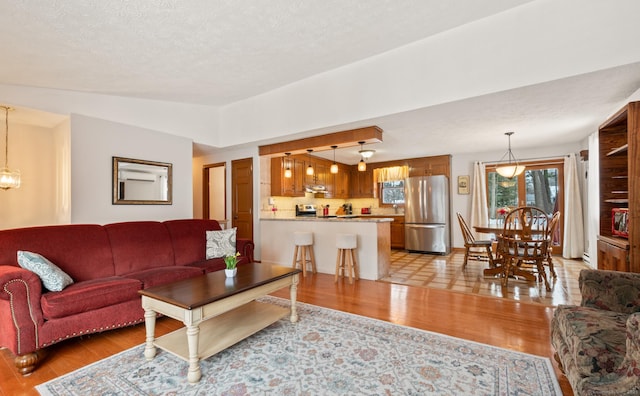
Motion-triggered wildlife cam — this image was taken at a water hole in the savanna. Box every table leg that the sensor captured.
[186,324,201,383]
[143,308,157,360]
[289,273,299,323]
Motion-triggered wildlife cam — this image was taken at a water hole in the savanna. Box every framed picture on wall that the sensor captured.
[457,175,470,195]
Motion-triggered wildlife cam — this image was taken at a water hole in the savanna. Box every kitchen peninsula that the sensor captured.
[260,217,392,280]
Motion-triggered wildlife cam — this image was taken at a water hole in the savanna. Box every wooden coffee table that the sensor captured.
[139,263,301,383]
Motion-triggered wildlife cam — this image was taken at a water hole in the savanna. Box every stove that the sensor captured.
[295,204,317,217]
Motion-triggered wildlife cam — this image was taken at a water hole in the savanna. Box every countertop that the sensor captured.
[261,216,394,222]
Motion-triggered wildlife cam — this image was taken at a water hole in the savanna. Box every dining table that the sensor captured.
[472,225,545,279]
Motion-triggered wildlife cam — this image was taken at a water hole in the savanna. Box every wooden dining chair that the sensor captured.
[544,211,561,278]
[497,206,551,291]
[456,212,494,269]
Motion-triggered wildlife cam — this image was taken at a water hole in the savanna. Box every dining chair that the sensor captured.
[456,212,494,269]
[497,206,551,291]
[544,211,561,278]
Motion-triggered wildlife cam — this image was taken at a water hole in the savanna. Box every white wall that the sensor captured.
[0,120,70,229]
[193,146,261,256]
[0,84,220,147]
[70,114,194,224]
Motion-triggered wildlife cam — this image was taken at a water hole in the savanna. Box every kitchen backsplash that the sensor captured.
[260,194,403,218]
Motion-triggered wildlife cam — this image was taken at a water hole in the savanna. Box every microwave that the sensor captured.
[612,208,629,238]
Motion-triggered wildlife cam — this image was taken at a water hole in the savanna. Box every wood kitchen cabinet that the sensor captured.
[350,168,374,198]
[331,164,350,199]
[368,215,405,249]
[270,157,305,197]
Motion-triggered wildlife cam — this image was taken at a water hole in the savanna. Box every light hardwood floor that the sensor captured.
[0,252,578,395]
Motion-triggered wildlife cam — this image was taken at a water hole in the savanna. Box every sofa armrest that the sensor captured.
[580,269,640,314]
[237,238,254,263]
[596,313,640,395]
[0,265,45,355]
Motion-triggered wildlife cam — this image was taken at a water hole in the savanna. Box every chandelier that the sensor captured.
[0,106,20,190]
[495,132,525,179]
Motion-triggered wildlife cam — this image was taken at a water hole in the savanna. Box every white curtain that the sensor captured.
[563,153,585,258]
[470,162,489,238]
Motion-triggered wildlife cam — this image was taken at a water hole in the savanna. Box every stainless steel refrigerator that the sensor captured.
[404,175,450,254]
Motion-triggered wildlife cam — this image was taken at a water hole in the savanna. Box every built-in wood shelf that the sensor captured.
[606,143,628,156]
[605,198,629,204]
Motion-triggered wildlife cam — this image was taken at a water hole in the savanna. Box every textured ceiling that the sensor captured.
[0,0,532,105]
[1,0,640,162]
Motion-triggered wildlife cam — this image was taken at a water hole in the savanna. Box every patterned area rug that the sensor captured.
[37,297,561,395]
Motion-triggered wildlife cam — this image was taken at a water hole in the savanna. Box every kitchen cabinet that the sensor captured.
[368,215,405,249]
[332,164,351,199]
[597,101,639,272]
[407,155,451,177]
[270,157,305,197]
[350,168,374,198]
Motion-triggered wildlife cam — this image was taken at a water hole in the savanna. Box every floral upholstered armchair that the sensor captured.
[551,269,640,395]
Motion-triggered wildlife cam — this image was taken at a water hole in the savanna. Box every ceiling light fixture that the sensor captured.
[495,132,525,179]
[284,152,292,178]
[306,149,314,176]
[330,145,339,174]
[357,141,367,172]
[358,141,375,159]
[0,106,20,190]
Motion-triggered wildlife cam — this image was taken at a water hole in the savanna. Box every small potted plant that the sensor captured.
[224,252,240,277]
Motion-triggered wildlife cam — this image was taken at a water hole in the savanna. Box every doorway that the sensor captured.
[202,162,227,227]
[232,158,254,240]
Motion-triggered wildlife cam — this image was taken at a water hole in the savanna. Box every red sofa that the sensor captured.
[0,219,253,375]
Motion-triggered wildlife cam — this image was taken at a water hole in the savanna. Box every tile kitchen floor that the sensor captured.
[381,249,590,306]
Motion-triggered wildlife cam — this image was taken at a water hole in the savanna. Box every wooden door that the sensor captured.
[232,158,253,240]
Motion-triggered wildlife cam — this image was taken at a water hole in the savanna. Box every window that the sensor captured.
[486,159,564,252]
[381,180,404,204]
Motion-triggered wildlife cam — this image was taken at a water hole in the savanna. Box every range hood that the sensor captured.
[305,184,327,194]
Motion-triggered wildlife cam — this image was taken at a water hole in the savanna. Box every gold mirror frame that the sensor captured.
[112,157,173,205]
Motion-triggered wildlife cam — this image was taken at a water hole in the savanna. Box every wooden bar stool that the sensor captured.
[335,233,359,284]
[292,231,316,277]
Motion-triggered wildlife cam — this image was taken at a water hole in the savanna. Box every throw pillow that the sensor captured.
[206,228,237,259]
[17,250,74,292]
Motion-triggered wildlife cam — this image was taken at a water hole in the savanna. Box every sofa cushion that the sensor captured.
[0,224,115,282]
[163,219,221,266]
[41,277,142,320]
[123,266,203,289]
[17,251,74,292]
[105,221,175,275]
[553,305,628,377]
[206,228,237,259]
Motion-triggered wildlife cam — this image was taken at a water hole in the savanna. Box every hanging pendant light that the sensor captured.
[306,149,314,176]
[283,153,292,178]
[0,106,20,190]
[357,141,367,172]
[495,132,525,178]
[330,145,339,174]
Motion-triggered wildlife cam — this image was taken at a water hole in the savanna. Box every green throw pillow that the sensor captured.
[17,250,74,291]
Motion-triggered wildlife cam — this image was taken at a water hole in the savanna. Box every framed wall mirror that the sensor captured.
[112,157,173,205]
